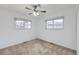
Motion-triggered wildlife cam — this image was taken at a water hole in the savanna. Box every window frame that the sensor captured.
[14,17,32,30]
[45,16,64,30]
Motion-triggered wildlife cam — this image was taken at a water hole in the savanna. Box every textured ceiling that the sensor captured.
[0,4,77,15]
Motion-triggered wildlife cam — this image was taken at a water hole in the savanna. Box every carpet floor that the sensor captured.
[0,39,76,55]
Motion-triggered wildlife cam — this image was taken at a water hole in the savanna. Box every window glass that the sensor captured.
[47,20,54,29]
[54,19,64,28]
[15,18,31,29]
[46,17,64,29]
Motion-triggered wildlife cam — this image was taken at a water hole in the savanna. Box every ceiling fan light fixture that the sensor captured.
[25,4,46,16]
[33,11,40,16]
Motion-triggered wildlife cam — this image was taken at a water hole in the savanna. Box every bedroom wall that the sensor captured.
[77,7,79,54]
[0,9,36,49]
[37,5,77,50]
[0,5,77,50]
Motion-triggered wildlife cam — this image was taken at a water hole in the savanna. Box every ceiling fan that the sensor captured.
[25,4,46,16]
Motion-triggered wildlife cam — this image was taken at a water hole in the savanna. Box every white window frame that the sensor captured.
[45,16,64,30]
[14,17,32,30]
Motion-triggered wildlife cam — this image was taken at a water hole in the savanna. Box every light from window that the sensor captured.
[46,17,64,29]
[15,18,31,29]
[25,21,31,29]
[16,20,25,29]
[54,19,64,28]
[47,20,54,29]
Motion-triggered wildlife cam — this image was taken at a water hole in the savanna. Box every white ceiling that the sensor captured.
[0,4,77,15]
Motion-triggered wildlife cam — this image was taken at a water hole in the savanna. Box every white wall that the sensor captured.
[37,5,77,50]
[77,8,79,54]
[0,5,77,50]
[0,9,36,49]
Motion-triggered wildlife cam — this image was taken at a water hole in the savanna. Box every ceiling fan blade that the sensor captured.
[40,10,46,13]
[34,5,37,9]
[32,4,39,9]
[25,7,32,10]
[28,13,32,15]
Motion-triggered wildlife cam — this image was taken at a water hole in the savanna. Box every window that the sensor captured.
[47,20,54,29]
[46,16,64,29]
[14,18,31,30]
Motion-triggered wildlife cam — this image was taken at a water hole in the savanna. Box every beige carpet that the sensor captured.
[0,39,76,55]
